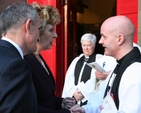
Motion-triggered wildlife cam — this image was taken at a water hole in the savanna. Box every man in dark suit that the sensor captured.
[0,2,40,113]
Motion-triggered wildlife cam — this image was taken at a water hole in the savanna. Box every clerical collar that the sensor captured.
[84,57,89,62]
[116,59,121,65]
[84,54,89,62]
[116,48,136,65]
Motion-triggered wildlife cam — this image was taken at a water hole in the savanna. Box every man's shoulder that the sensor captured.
[96,54,103,58]
[0,51,24,70]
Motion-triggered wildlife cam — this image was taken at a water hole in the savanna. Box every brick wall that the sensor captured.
[0,0,27,14]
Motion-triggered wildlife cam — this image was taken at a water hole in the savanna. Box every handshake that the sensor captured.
[62,94,85,113]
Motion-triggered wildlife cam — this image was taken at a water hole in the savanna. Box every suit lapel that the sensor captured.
[40,55,56,86]
[26,53,55,92]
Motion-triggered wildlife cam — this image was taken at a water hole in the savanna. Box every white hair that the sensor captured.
[80,33,97,47]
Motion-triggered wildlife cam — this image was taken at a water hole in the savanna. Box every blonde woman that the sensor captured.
[25,2,75,113]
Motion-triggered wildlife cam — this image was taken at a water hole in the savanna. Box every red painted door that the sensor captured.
[116,0,138,43]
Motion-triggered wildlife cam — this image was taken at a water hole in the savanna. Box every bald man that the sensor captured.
[70,16,141,113]
[99,15,141,113]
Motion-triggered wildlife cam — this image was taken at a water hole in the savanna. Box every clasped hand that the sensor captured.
[73,90,84,102]
[70,104,85,113]
[62,97,76,109]
[95,70,111,80]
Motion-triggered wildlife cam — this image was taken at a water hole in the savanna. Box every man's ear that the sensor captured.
[117,34,124,45]
[25,19,32,34]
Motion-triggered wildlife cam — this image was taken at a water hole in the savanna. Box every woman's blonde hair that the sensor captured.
[31,2,61,34]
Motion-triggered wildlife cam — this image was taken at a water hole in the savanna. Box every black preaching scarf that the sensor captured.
[74,53,96,85]
[104,47,141,109]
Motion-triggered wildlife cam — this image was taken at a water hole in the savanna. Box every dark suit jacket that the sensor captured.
[0,40,37,113]
[24,53,70,113]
